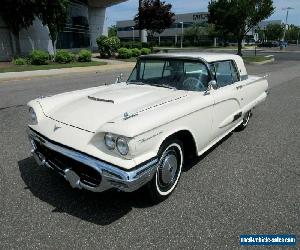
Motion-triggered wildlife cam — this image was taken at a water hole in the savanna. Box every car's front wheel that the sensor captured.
[147,139,183,203]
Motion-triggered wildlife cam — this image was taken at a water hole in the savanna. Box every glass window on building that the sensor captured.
[57,0,90,49]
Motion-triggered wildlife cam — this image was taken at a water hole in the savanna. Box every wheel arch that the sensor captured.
[156,129,198,161]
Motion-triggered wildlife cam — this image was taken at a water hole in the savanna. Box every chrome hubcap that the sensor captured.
[158,150,178,186]
[242,112,251,126]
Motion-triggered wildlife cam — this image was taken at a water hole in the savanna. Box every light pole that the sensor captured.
[139,0,142,42]
[131,26,135,41]
[180,22,184,48]
[297,29,300,46]
[282,7,294,42]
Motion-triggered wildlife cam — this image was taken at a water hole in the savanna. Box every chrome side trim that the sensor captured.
[28,128,158,192]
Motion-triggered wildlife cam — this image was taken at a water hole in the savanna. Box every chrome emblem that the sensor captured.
[53,125,61,132]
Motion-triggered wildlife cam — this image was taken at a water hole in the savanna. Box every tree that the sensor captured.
[285,24,300,42]
[0,0,36,55]
[184,23,216,46]
[208,0,274,55]
[36,0,70,54]
[134,0,175,40]
[108,25,118,37]
[264,23,284,41]
[184,23,209,39]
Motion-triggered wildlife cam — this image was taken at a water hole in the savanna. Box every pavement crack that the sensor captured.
[0,104,25,111]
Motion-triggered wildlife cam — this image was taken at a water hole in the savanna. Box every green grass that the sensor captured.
[243,56,271,63]
[0,61,107,73]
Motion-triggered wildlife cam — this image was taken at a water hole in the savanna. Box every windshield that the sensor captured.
[127,58,211,92]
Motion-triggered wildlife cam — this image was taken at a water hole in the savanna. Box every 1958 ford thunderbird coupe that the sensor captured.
[27,53,268,202]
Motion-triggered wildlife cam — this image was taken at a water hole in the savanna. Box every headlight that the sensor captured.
[116,137,129,156]
[29,107,37,125]
[104,133,116,150]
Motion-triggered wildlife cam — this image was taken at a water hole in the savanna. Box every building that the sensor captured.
[0,0,127,61]
[257,20,283,30]
[117,12,209,44]
[117,11,284,45]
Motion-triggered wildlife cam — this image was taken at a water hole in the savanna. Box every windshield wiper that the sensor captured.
[151,83,177,90]
[127,81,177,90]
[127,81,146,85]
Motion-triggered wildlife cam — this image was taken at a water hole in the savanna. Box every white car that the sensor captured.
[27,53,269,202]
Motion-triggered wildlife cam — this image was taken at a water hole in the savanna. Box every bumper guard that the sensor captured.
[28,129,158,193]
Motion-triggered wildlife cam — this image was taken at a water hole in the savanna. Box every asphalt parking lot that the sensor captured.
[0,54,299,249]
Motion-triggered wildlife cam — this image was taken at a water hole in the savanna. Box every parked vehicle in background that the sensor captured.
[279,41,288,48]
[246,39,256,46]
[258,41,279,47]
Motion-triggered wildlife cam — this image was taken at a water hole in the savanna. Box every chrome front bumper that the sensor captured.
[28,129,158,193]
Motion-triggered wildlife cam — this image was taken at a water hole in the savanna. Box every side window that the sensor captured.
[212,61,239,87]
[184,62,210,88]
[230,61,240,83]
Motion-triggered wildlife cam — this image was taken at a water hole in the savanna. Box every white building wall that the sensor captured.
[117,12,209,40]
[88,7,106,51]
[19,19,54,55]
[0,17,13,61]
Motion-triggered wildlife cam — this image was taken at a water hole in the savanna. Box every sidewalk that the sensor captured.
[0,59,134,82]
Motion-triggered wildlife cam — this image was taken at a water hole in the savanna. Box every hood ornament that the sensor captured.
[123,112,138,120]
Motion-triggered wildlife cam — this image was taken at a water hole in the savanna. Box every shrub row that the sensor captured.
[95,35,153,58]
[117,47,151,59]
[120,41,151,49]
[14,49,92,66]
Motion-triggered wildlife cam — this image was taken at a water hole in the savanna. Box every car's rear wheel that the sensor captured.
[236,110,252,131]
[147,139,183,203]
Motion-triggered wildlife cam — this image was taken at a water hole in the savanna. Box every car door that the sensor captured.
[210,60,242,139]
[181,61,215,152]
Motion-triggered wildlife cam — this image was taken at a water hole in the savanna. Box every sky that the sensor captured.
[106,0,300,26]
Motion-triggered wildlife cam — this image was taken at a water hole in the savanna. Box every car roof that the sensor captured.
[140,52,242,63]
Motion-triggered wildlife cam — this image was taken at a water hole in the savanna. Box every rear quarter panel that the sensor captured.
[239,76,268,112]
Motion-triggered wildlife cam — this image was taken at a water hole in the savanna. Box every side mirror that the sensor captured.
[115,73,124,84]
[208,80,218,90]
[204,80,218,95]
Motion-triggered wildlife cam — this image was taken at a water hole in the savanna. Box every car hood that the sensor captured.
[39,83,188,133]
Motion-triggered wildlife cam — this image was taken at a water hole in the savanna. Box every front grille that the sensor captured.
[33,139,102,187]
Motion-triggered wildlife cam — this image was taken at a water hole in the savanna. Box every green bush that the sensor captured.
[159,40,174,47]
[120,41,151,49]
[142,42,151,48]
[30,50,49,65]
[55,50,75,64]
[131,48,141,57]
[141,48,151,55]
[78,49,92,62]
[13,58,27,65]
[117,48,132,59]
[121,41,142,49]
[96,35,120,58]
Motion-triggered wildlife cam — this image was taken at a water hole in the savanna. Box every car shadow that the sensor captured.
[18,132,233,226]
[18,157,154,226]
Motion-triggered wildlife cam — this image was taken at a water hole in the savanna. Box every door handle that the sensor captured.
[236,85,243,90]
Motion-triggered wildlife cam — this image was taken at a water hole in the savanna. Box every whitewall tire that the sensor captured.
[147,139,183,202]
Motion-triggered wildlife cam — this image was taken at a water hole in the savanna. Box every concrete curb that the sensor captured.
[246,58,275,65]
[0,63,135,82]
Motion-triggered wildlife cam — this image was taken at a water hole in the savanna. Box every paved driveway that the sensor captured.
[0,59,299,249]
